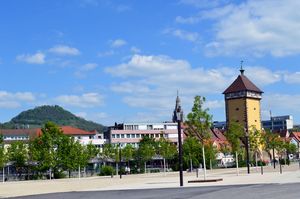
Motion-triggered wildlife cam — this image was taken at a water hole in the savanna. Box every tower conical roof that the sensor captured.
[223,74,263,94]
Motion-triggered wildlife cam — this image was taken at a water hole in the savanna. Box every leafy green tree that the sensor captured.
[7,141,28,175]
[205,141,217,169]
[30,122,66,177]
[0,135,7,182]
[183,136,201,171]
[102,143,120,175]
[225,121,244,172]
[157,137,177,172]
[137,136,156,173]
[185,96,212,179]
[262,130,283,167]
[122,144,135,168]
[249,126,264,167]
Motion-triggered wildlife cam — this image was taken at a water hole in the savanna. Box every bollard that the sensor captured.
[196,168,199,178]
[261,165,263,175]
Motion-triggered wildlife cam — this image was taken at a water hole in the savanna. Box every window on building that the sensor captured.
[155,134,159,138]
[116,134,120,138]
[121,134,125,138]
[147,125,153,130]
[136,134,140,138]
[126,134,130,138]
[112,134,116,138]
[131,134,135,138]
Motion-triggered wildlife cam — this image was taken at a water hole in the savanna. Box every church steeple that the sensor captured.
[173,91,183,122]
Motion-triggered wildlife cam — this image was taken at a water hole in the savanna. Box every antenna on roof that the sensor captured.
[240,60,245,75]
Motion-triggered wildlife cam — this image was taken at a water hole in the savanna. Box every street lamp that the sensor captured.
[118,143,122,179]
[245,128,250,174]
[174,101,184,187]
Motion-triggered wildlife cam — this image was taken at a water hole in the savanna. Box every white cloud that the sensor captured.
[0,91,36,108]
[74,63,98,78]
[283,72,300,84]
[245,67,282,86]
[110,39,127,48]
[49,45,80,56]
[179,0,229,8]
[16,52,45,64]
[106,54,287,121]
[55,93,104,108]
[263,94,300,116]
[164,29,199,42]
[175,16,201,24]
[203,0,300,57]
[130,46,141,54]
[98,50,115,57]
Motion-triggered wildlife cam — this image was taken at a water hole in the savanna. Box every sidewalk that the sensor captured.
[1,164,300,198]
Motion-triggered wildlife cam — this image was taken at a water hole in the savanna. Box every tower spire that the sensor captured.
[240,60,245,75]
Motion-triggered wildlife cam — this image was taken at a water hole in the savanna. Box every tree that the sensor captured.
[225,121,244,174]
[205,141,217,170]
[102,143,120,175]
[0,135,7,182]
[7,141,28,176]
[157,137,177,173]
[30,122,66,178]
[137,136,156,173]
[183,136,201,171]
[122,144,135,169]
[249,126,263,168]
[185,96,212,180]
[262,130,283,168]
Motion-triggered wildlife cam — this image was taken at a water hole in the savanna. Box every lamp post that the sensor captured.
[174,104,183,187]
[245,128,250,174]
[119,143,122,179]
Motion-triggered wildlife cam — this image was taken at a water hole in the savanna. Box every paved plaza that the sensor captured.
[1,163,300,198]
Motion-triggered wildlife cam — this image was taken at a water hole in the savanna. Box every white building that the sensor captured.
[109,122,183,148]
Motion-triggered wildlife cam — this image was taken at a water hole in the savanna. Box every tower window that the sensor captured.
[254,108,256,110]
[236,108,239,111]
[255,120,257,122]
[236,120,239,122]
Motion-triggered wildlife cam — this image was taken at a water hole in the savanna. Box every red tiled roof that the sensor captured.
[223,74,263,94]
[59,126,96,135]
[0,128,40,137]
[291,132,300,141]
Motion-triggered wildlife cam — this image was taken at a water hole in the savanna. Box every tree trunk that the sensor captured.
[144,162,146,173]
[236,151,239,176]
[255,152,258,171]
[202,145,206,180]
[78,165,81,179]
[2,167,4,183]
[69,170,71,178]
[116,163,119,176]
[210,159,212,171]
[163,158,166,175]
[190,158,193,172]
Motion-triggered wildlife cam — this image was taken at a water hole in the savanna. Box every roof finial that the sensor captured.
[240,60,245,75]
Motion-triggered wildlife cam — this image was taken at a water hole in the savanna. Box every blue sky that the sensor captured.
[1,0,300,125]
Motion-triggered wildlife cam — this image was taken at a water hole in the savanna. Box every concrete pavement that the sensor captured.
[1,163,300,198]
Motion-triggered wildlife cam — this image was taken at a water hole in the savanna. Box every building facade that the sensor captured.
[109,122,183,148]
[223,67,263,131]
[262,115,294,131]
[0,126,107,149]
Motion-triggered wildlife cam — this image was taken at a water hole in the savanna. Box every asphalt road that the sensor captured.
[10,183,300,199]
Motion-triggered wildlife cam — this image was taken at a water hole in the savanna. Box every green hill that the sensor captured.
[0,105,106,133]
